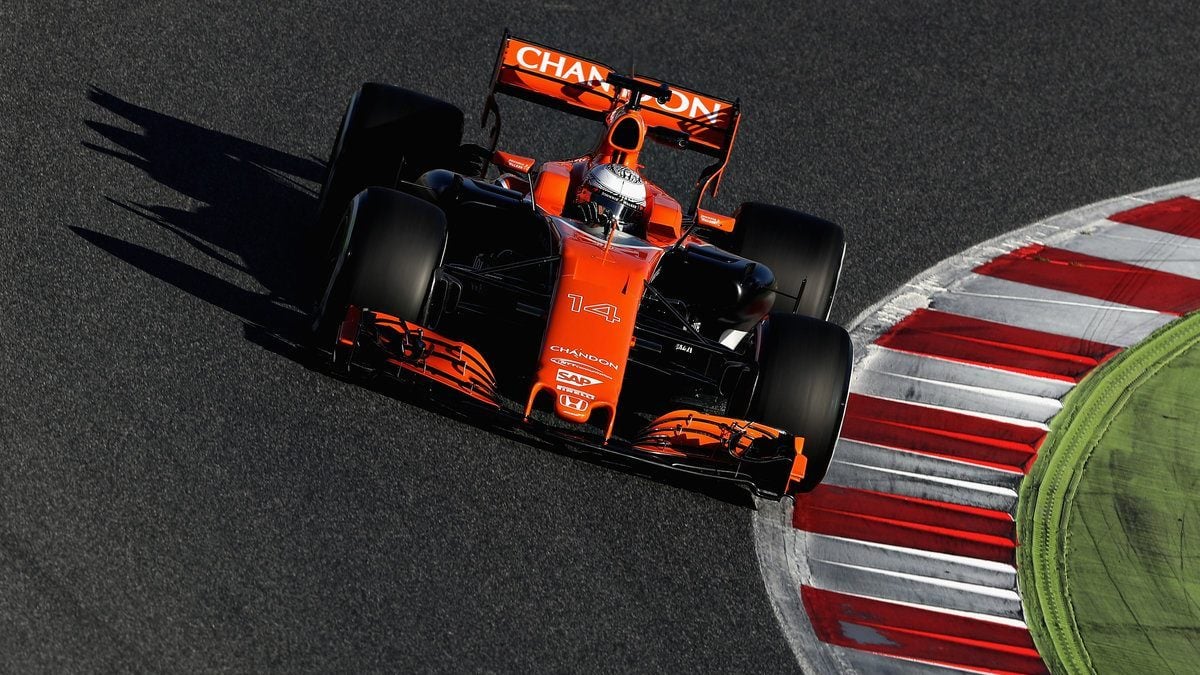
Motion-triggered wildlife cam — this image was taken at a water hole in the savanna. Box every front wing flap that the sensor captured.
[334,306,500,408]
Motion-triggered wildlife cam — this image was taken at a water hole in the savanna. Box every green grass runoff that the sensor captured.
[1018,313,1200,674]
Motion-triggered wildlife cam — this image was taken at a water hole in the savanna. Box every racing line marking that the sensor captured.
[753,182,1200,674]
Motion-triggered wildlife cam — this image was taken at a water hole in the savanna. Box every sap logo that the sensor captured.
[556,368,601,387]
[559,394,589,412]
[513,46,724,124]
[550,357,609,379]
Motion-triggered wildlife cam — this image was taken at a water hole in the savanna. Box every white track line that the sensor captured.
[931,274,1173,347]
[805,559,1023,620]
[823,458,1020,512]
[860,345,1077,400]
[829,439,1024,490]
[852,367,1063,424]
[1056,220,1200,279]
[808,534,1017,589]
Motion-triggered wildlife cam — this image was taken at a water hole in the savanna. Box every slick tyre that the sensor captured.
[309,83,463,288]
[749,312,852,494]
[314,187,447,342]
[729,202,845,320]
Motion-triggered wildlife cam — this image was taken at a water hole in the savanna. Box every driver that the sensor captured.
[572,163,647,235]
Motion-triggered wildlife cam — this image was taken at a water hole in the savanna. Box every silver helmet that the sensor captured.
[576,163,647,231]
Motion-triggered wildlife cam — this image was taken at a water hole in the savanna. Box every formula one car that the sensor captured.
[305,34,852,499]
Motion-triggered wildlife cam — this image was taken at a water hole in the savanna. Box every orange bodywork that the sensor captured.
[634,410,807,487]
[644,184,683,244]
[338,307,499,408]
[695,208,736,233]
[524,219,665,437]
[532,160,578,216]
[492,149,536,174]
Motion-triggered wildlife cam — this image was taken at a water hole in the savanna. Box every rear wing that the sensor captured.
[481,33,741,210]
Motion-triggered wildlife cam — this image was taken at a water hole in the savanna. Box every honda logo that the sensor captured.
[559,394,589,412]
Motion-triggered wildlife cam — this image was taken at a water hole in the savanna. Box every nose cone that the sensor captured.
[524,218,664,438]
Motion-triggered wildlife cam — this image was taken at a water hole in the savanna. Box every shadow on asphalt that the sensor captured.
[79,86,320,334]
[75,87,758,510]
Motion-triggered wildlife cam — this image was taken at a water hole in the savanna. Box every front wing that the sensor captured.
[330,306,805,499]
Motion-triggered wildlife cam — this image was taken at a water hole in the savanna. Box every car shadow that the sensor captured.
[80,86,324,337]
[77,88,758,509]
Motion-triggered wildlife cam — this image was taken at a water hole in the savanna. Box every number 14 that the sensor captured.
[566,293,622,324]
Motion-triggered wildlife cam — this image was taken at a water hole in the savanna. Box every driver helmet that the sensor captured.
[575,163,647,232]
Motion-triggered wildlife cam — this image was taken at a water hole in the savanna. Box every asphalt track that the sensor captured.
[3,2,1200,671]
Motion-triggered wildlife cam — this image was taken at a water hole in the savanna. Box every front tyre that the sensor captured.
[313,187,448,343]
[746,312,852,493]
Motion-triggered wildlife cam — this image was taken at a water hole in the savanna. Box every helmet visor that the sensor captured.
[589,191,642,229]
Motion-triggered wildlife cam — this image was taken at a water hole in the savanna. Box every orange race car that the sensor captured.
[306,34,852,499]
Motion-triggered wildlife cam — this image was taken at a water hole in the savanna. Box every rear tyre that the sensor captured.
[728,202,845,320]
[747,312,852,494]
[309,83,463,288]
[313,187,448,343]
